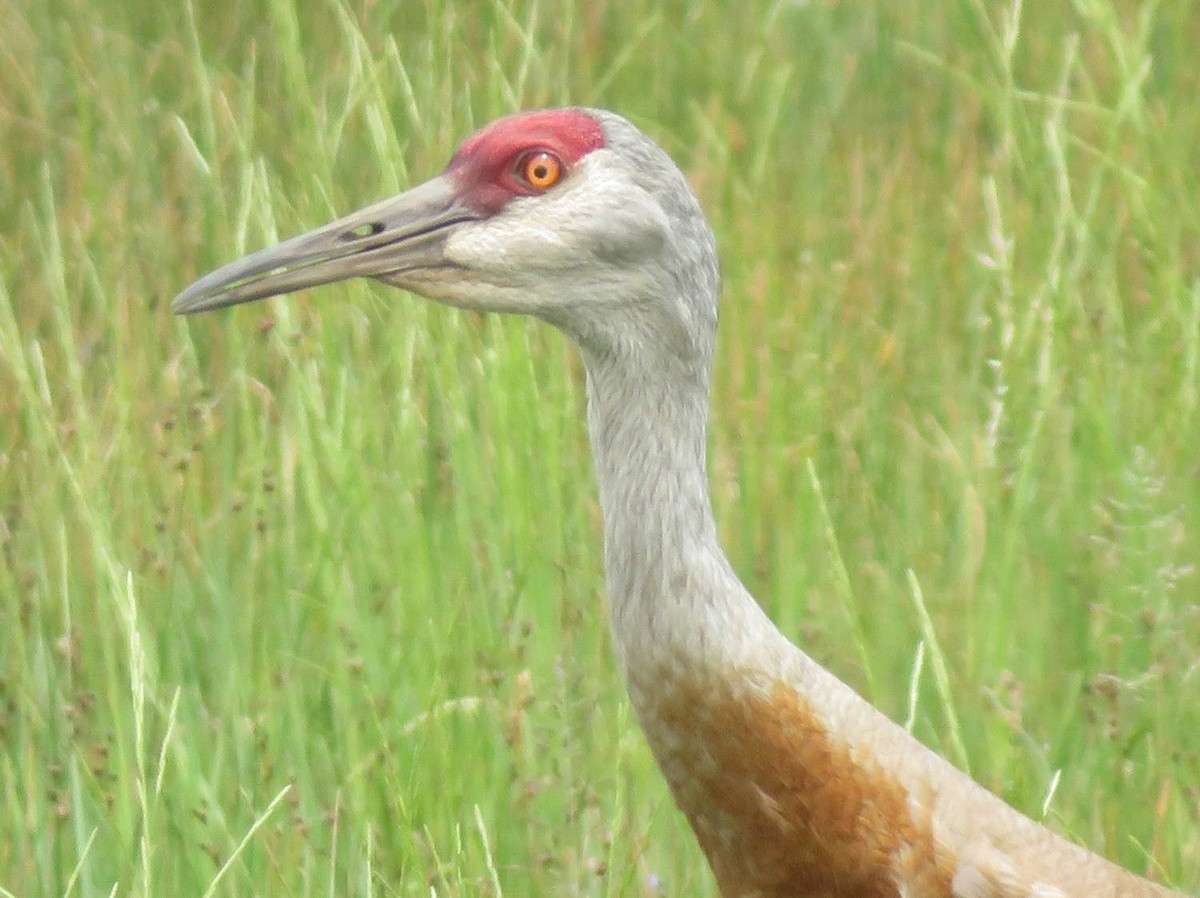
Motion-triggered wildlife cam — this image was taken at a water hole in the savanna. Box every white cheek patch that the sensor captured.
[445,219,572,272]
[443,152,667,290]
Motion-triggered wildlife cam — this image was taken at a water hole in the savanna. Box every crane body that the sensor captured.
[174,108,1192,898]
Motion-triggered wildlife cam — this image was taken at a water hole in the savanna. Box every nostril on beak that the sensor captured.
[342,222,384,241]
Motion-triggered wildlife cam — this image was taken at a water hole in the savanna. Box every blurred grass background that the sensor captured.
[2,0,1199,894]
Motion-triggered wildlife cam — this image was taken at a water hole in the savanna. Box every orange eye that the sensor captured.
[520,151,563,190]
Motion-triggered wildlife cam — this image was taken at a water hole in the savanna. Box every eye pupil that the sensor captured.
[521,151,562,190]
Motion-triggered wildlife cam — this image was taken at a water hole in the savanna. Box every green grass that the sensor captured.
[2,0,1199,894]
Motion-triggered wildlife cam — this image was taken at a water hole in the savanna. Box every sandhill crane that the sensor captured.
[174,108,1192,898]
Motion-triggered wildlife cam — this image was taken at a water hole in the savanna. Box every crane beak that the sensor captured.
[172,175,478,315]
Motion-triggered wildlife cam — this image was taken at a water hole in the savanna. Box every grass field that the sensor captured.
[3,0,1199,894]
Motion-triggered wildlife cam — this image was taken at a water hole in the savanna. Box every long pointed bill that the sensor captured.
[172,175,477,315]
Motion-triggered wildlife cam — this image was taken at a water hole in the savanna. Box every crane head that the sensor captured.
[172,108,718,359]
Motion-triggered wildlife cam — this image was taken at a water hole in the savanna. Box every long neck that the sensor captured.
[580,344,772,678]
[585,348,715,583]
